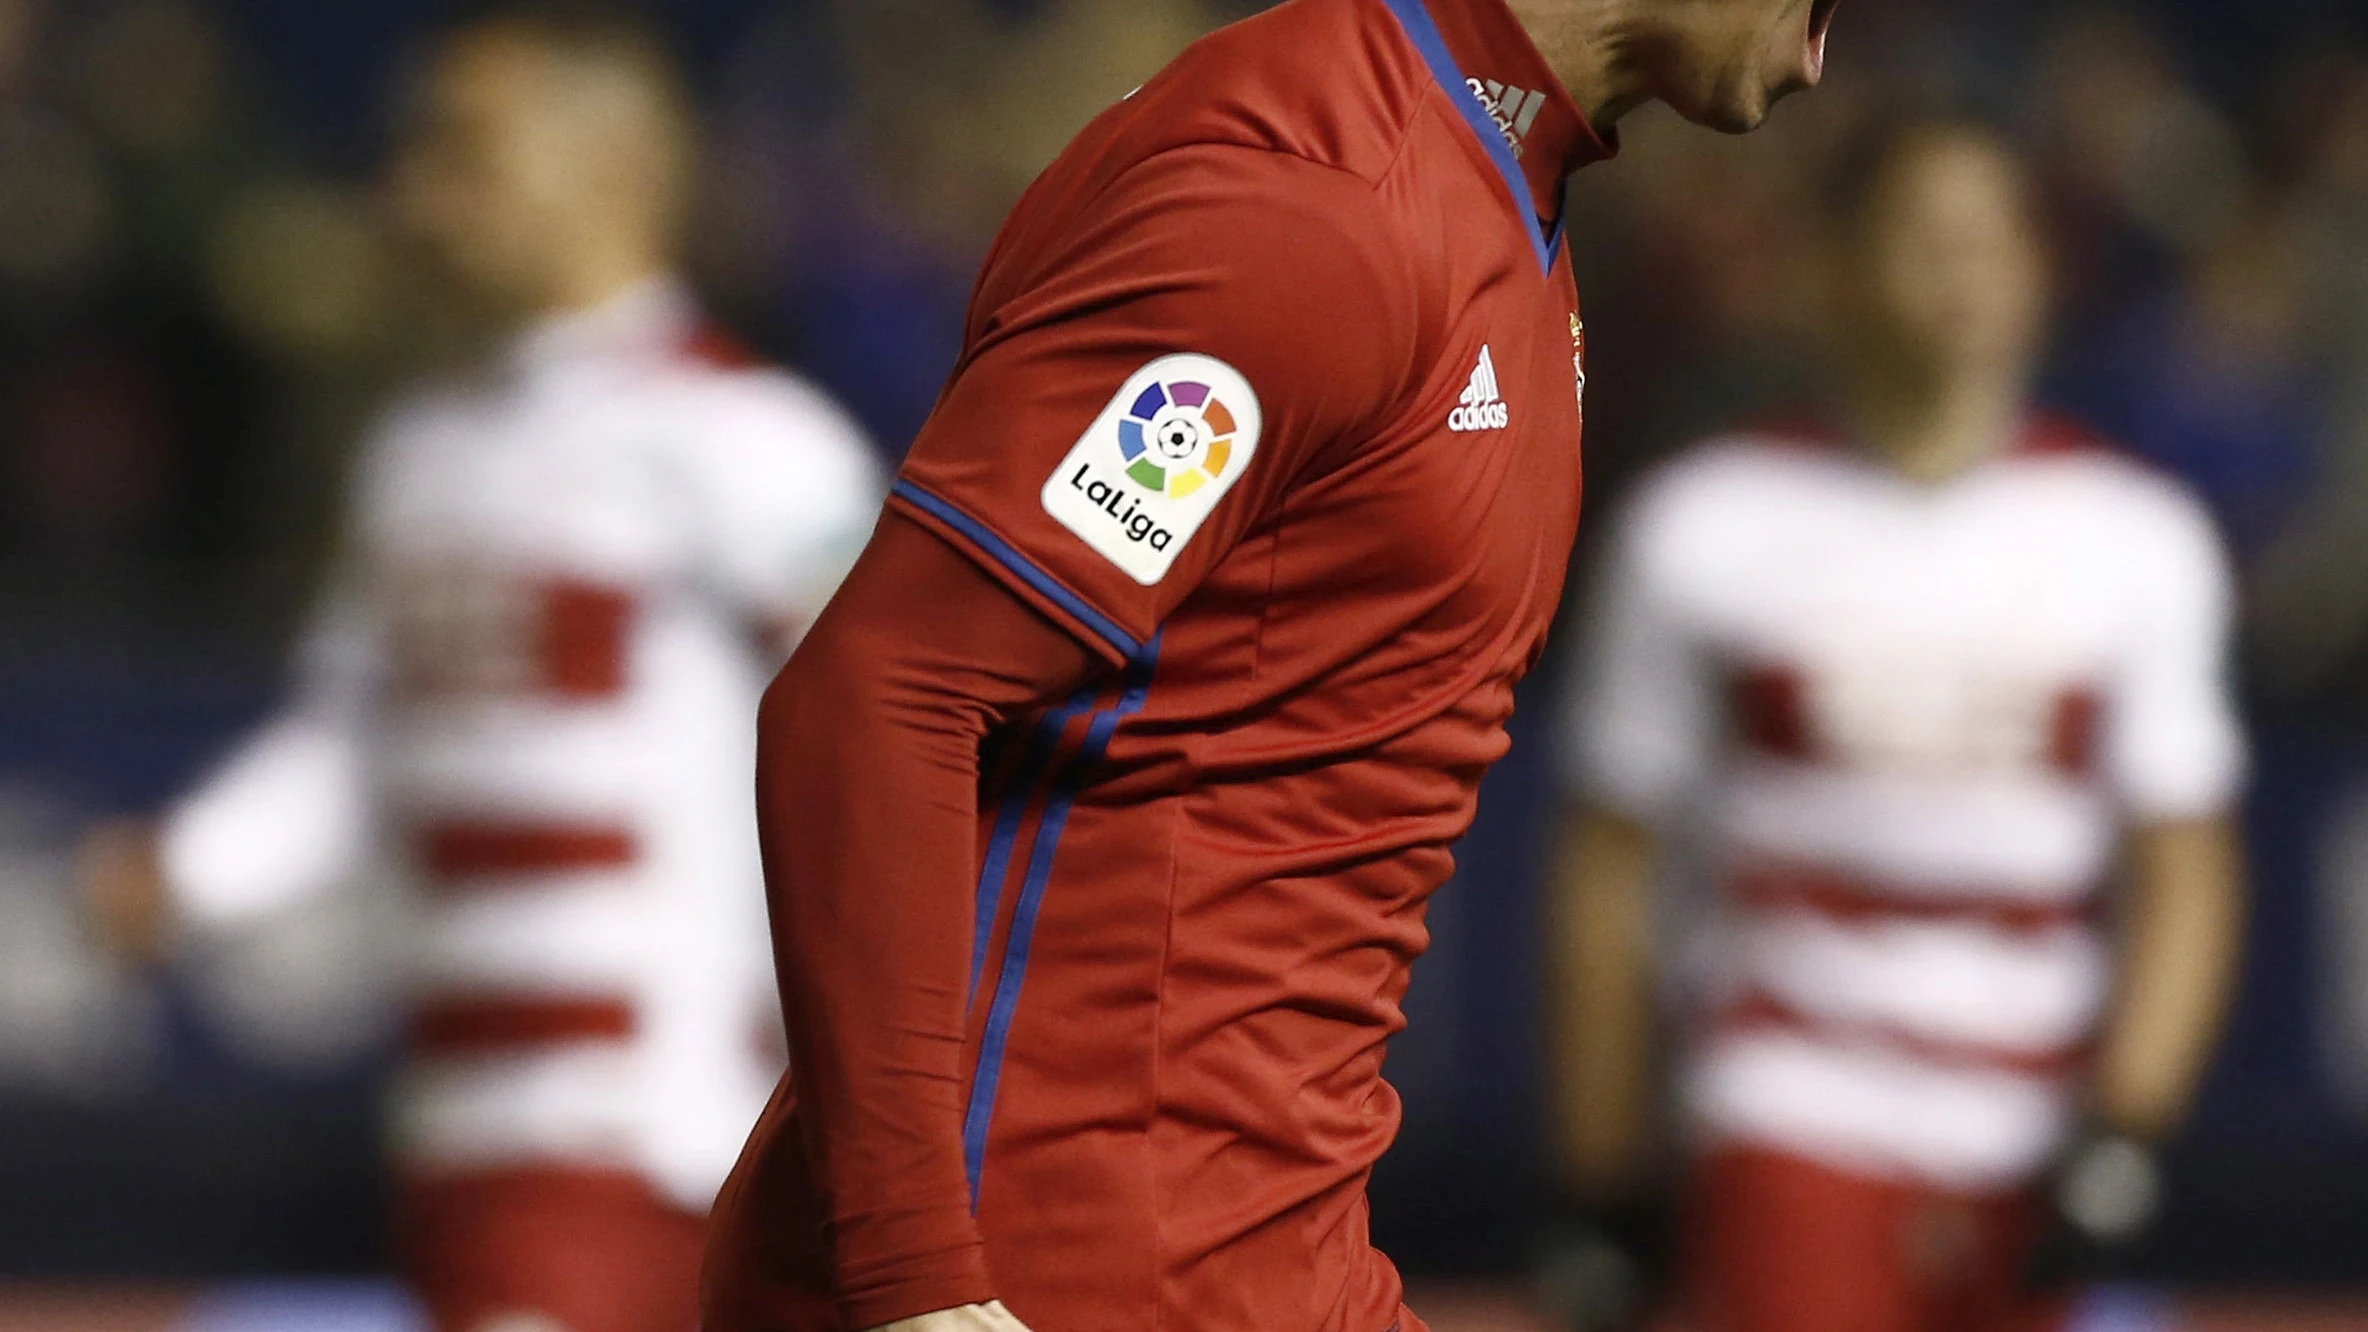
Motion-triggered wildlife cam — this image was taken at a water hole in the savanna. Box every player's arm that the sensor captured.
[1542,807,1668,1332]
[2089,490,2249,1142]
[1547,806,1662,1198]
[1540,476,1716,1328]
[754,512,1098,1328]
[81,580,382,960]
[1546,475,1713,1199]
[749,145,1418,1329]
[2031,485,2249,1285]
[2092,816,2245,1139]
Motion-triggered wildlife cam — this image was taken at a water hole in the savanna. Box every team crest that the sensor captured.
[1043,353,1263,585]
[1571,313,1589,412]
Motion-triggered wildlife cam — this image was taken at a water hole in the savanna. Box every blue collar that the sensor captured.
[1378,0,1568,274]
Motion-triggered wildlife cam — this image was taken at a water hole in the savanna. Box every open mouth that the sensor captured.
[1805,0,1841,80]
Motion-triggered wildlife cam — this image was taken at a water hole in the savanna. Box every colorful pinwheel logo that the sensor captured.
[1115,379,1239,500]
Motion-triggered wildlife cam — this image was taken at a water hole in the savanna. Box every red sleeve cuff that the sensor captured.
[836,1242,999,1332]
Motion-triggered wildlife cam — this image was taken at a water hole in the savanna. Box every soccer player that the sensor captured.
[1548,120,2247,1332]
[78,9,881,1332]
[700,1,1844,1331]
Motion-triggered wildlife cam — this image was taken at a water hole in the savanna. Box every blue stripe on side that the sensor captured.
[967,687,1097,1011]
[962,634,1162,1205]
[891,480,1143,663]
[1376,0,1561,275]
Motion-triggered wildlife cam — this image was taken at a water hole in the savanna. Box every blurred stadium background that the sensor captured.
[0,0,2365,1327]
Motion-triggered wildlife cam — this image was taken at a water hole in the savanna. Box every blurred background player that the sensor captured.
[74,5,882,1332]
[1546,119,2249,1332]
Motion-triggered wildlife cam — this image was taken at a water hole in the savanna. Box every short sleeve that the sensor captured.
[891,145,1419,665]
[1560,472,1721,822]
[164,578,381,927]
[2104,485,2247,819]
[672,372,886,626]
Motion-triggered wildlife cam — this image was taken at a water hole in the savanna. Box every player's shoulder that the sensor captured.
[1998,414,2221,546]
[1632,424,1866,523]
[368,371,479,444]
[629,338,879,489]
[1598,429,1851,593]
[964,0,1447,359]
[652,338,864,446]
[350,372,487,492]
[1116,0,1429,185]
[1010,0,1428,243]
[1997,418,2233,618]
[1600,431,1818,590]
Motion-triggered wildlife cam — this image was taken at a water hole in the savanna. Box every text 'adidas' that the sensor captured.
[1449,345,1511,433]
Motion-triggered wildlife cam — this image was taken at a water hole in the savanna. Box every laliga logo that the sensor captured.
[1063,378,1242,551]
[1044,352,1263,586]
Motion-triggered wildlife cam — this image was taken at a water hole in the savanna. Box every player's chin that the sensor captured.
[1673,82,1772,136]
[1706,101,1770,135]
[1711,65,1825,134]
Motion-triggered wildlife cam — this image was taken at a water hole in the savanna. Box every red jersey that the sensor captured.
[710,1,1610,1329]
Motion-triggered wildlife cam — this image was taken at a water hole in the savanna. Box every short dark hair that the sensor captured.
[434,0,688,84]
[1823,112,2031,238]
[423,0,700,228]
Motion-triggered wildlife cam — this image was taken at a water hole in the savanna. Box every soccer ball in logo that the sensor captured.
[1116,379,1241,499]
[1154,416,1201,461]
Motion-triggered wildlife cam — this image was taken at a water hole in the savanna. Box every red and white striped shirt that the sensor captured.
[1563,422,2243,1189]
[161,279,882,1208]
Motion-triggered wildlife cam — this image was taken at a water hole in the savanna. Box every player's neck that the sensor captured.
[496,242,674,342]
[1849,368,2029,485]
[1501,0,1659,128]
[537,249,673,323]
[494,258,681,365]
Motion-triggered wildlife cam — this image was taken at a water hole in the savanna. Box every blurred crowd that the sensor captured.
[0,0,2365,1285]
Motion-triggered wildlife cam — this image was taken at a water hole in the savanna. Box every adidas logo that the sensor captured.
[1467,78,1547,156]
[1449,345,1510,433]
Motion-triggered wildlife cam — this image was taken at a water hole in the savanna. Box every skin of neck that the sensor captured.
[536,232,671,321]
[483,194,675,330]
[1500,0,1664,128]
[1843,345,2033,484]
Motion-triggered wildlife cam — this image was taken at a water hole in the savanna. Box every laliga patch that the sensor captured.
[1041,353,1263,586]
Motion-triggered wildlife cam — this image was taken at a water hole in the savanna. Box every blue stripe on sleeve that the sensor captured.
[961,635,1161,1205]
[967,686,1097,1012]
[891,480,1144,663]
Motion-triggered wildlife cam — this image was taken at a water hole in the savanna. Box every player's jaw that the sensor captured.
[1659,0,1839,135]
